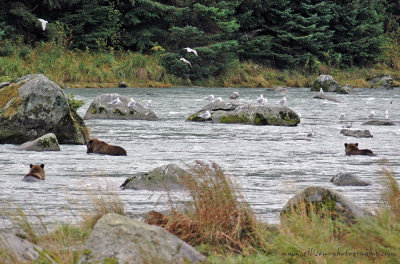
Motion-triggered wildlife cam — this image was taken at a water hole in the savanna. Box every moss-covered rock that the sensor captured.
[187,101,300,126]
[310,75,339,92]
[17,133,60,151]
[78,213,205,264]
[281,186,372,222]
[84,94,158,121]
[0,74,89,144]
[367,75,394,89]
[121,164,188,191]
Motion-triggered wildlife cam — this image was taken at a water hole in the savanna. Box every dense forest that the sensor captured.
[0,0,399,81]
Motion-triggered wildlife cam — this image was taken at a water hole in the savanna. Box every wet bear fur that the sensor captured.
[86,138,127,156]
[23,164,45,182]
[344,143,375,156]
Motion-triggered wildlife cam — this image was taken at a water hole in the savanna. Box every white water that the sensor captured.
[1,87,399,228]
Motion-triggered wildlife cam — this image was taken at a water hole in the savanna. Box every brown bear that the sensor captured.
[86,138,127,156]
[344,143,375,156]
[23,164,45,182]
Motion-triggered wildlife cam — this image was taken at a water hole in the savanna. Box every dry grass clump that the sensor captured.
[81,187,125,230]
[146,161,265,254]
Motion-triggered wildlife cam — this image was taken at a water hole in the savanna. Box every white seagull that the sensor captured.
[338,113,345,120]
[179,58,192,67]
[229,91,240,100]
[108,97,121,105]
[212,97,223,104]
[199,111,211,119]
[365,111,376,119]
[385,110,389,119]
[183,47,198,56]
[145,100,153,109]
[319,88,324,94]
[202,94,214,101]
[127,98,136,108]
[278,96,286,106]
[256,94,267,105]
[38,18,48,31]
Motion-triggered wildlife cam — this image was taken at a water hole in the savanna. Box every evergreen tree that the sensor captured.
[330,0,384,67]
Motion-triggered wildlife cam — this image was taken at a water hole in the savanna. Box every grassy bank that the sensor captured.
[1,162,399,263]
[1,42,399,88]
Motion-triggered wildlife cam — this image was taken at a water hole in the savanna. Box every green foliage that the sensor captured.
[67,92,85,112]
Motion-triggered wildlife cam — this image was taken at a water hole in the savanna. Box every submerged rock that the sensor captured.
[0,74,89,144]
[84,93,158,121]
[281,186,371,222]
[313,93,340,102]
[367,75,394,89]
[362,120,395,126]
[187,101,300,126]
[340,129,373,138]
[78,213,205,264]
[18,133,60,151]
[331,172,370,186]
[310,75,339,92]
[121,164,187,190]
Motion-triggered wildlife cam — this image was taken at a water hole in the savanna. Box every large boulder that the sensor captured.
[330,172,370,186]
[0,231,55,263]
[281,186,371,222]
[84,93,158,120]
[78,213,205,264]
[340,129,373,138]
[187,101,300,126]
[0,74,89,144]
[121,164,188,190]
[367,75,394,89]
[311,75,339,92]
[362,120,395,126]
[17,133,60,151]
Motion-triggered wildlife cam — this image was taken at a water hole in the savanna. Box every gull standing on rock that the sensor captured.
[212,97,223,104]
[229,91,240,100]
[38,18,48,31]
[385,110,389,119]
[278,96,286,106]
[256,94,267,105]
[108,97,121,105]
[319,88,324,94]
[199,111,211,119]
[179,58,192,67]
[127,98,136,108]
[183,47,198,56]
[365,111,375,119]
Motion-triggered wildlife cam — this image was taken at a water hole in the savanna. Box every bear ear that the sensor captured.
[40,164,45,169]
[344,143,347,147]
[30,164,33,168]
[355,143,358,146]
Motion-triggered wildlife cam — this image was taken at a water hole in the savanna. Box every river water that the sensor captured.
[1,87,399,228]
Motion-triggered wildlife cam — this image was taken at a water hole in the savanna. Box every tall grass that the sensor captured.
[1,41,399,88]
[145,161,266,254]
[0,187,125,264]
